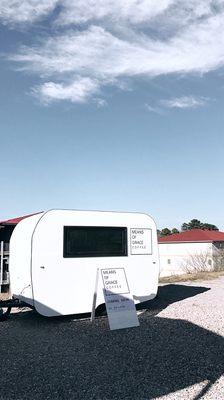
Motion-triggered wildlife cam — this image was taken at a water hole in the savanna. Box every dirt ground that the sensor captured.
[0,276,223,400]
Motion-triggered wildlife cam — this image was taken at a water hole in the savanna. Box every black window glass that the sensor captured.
[64,226,127,258]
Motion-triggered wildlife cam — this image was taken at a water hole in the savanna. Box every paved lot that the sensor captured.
[0,277,223,400]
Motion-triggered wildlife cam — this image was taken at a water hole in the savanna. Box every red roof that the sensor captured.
[0,212,42,226]
[158,229,224,243]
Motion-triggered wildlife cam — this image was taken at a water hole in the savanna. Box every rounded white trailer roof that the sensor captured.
[13,209,157,234]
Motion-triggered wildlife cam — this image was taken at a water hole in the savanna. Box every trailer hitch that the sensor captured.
[0,306,11,320]
[0,299,28,321]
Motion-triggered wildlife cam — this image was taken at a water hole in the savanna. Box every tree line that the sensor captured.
[158,219,219,237]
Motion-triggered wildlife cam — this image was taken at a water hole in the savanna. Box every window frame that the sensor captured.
[63,226,128,258]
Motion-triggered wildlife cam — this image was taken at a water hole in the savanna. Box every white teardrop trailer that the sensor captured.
[0,210,160,319]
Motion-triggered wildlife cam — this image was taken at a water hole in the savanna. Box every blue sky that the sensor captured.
[1,1,224,230]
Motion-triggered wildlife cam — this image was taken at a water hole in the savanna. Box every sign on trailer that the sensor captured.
[101,268,139,330]
[130,228,152,255]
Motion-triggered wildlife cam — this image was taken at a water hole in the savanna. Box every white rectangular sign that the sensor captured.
[101,268,139,330]
[130,228,152,255]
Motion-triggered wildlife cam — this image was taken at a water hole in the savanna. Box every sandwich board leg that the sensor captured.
[90,268,99,322]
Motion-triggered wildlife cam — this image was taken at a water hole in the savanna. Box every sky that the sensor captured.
[0,0,224,230]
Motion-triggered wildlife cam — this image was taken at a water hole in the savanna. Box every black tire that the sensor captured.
[0,306,11,321]
[96,303,107,316]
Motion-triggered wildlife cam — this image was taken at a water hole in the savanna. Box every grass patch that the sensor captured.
[159,270,224,283]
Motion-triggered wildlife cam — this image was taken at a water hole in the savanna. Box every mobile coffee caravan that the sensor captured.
[8,210,159,317]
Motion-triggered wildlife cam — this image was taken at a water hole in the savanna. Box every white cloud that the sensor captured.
[56,0,175,25]
[0,0,175,26]
[32,78,99,104]
[145,104,163,114]
[1,0,219,27]
[3,0,224,104]
[0,0,58,24]
[95,98,108,108]
[161,96,208,109]
[12,16,224,78]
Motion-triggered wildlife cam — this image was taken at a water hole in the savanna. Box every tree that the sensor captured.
[182,250,212,273]
[159,227,179,236]
[181,222,189,231]
[181,219,218,231]
[181,219,202,231]
[159,219,218,237]
[202,223,219,231]
[160,228,171,237]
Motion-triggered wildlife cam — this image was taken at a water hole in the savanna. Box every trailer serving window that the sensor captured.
[63,226,127,258]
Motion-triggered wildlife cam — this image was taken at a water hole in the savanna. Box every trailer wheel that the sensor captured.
[0,306,11,321]
[96,303,107,316]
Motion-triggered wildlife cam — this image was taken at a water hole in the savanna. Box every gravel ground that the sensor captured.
[0,277,223,400]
